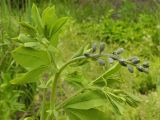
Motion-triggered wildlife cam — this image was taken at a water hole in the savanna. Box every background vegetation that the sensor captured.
[0,0,160,120]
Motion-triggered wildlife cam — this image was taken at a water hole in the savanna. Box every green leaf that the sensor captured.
[94,62,121,85]
[32,4,43,33]
[106,92,124,114]
[10,65,48,84]
[24,117,34,120]
[71,46,85,58]
[67,112,80,120]
[24,42,41,48]
[66,99,106,110]
[112,90,141,108]
[18,34,36,43]
[65,72,88,89]
[125,94,141,107]
[50,17,68,37]
[66,108,108,120]
[20,22,37,36]
[42,6,57,36]
[12,47,51,70]
[50,32,59,47]
[71,45,89,67]
[108,92,126,103]
[48,17,67,46]
[64,90,106,109]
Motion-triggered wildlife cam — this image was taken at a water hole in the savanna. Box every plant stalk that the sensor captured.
[41,88,47,120]
[49,56,86,119]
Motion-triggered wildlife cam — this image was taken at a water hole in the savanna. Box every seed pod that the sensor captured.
[97,58,105,66]
[99,42,105,53]
[116,48,124,55]
[119,59,127,66]
[108,57,114,64]
[84,53,90,57]
[136,66,144,72]
[128,57,140,64]
[127,65,134,73]
[91,43,97,53]
[142,62,149,68]
[132,58,140,64]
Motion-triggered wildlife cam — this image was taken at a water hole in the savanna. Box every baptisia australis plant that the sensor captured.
[10,4,149,120]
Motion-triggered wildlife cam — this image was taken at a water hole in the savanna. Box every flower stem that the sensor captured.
[41,88,47,120]
[49,56,86,119]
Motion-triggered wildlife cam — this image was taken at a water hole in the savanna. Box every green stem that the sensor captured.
[49,56,86,119]
[41,88,47,120]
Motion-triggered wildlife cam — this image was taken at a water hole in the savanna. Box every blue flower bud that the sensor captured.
[127,65,134,73]
[142,62,149,68]
[97,58,105,66]
[136,66,144,72]
[108,57,114,64]
[99,42,105,53]
[92,43,97,53]
[115,48,124,54]
[119,59,127,66]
